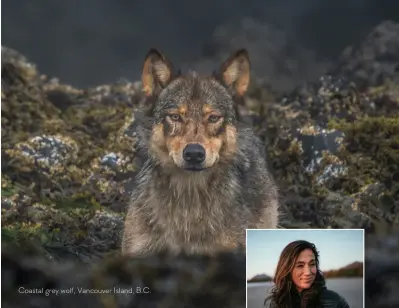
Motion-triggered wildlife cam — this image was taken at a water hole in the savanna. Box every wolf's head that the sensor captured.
[141,48,250,172]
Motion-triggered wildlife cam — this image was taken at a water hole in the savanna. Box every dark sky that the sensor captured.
[2,0,399,92]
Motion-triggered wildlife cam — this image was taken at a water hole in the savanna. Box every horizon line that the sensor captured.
[247,260,364,279]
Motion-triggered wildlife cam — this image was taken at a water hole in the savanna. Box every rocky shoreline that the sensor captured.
[1,20,399,307]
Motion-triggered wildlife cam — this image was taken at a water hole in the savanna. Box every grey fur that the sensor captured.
[122,50,280,256]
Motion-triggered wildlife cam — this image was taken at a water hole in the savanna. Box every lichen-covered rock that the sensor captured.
[1,200,124,262]
[1,46,66,146]
[1,46,143,260]
[252,70,399,231]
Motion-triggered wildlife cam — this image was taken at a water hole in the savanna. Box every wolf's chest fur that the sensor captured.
[137,169,249,251]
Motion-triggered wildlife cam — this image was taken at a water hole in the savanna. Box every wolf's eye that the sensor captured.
[208,115,222,123]
[169,114,181,122]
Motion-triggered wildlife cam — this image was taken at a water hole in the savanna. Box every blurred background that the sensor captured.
[2,0,399,93]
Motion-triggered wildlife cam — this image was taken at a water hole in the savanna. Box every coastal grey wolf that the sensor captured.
[122,48,280,256]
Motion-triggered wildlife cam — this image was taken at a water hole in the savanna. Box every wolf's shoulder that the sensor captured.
[236,124,267,159]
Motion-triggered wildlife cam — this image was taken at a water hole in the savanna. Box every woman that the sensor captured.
[264,240,350,308]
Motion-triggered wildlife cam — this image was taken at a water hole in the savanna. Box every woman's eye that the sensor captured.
[169,114,181,121]
[208,115,221,123]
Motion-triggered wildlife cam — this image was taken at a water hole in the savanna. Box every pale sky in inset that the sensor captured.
[246,229,364,279]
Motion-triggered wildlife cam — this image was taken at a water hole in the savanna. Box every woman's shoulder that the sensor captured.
[319,288,350,308]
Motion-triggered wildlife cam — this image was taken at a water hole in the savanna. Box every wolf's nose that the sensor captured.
[183,144,206,163]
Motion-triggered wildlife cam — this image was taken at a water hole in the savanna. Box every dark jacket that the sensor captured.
[292,287,351,308]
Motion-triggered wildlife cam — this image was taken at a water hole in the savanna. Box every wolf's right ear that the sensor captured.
[219,49,250,96]
[142,49,174,96]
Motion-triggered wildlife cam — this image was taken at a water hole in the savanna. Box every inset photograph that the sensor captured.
[246,229,364,308]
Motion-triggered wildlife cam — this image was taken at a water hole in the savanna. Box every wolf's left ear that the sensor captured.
[219,49,250,96]
[142,49,174,96]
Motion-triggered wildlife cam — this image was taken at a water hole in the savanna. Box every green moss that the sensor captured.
[53,192,102,210]
[312,185,330,197]
[329,116,399,161]
[1,188,16,197]
[2,222,51,245]
[328,116,399,194]
[1,205,100,251]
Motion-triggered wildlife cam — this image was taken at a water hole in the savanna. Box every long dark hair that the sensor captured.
[264,240,326,308]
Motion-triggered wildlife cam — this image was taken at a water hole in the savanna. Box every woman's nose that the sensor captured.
[304,266,312,275]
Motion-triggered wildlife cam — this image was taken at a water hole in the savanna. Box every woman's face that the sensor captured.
[291,248,317,292]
